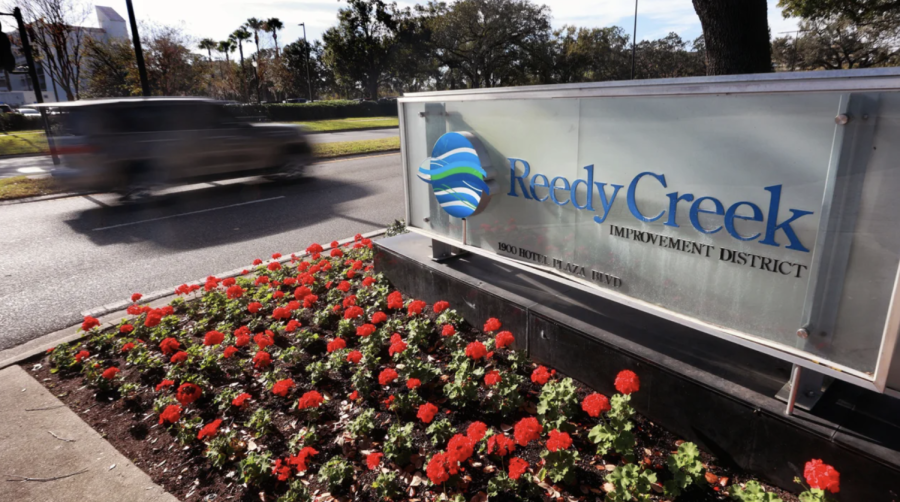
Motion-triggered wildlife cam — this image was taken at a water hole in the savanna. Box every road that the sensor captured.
[0,128,400,179]
[0,153,404,350]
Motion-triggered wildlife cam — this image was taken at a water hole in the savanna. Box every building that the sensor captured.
[0,5,128,106]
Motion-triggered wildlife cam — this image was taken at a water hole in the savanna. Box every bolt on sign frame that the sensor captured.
[397,68,900,396]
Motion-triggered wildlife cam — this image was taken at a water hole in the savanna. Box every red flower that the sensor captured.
[75,350,90,363]
[159,404,182,425]
[306,243,324,255]
[127,304,143,315]
[379,368,399,386]
[155,379,175,391]
[272,252,282,260]
[253,351,272,369]
[531,365,551,385]
[272,307,290,320]
[327,338,347,353]
[509,457,528,480]
[344,306,364,319]
[331,248,343,258]
[121,342,135,353]
[441,325,456,337]
[267,261,281,271]
[407,378,421,390]
[407,300,426,316]
[467,421,488,442]
[288,446,319,472]
[81,316,100,331]
[223,346,238,358]
[389,339,407,357]
[614,370,640,395]
[362,276,375,287]
[426,452,452,485]
[293,286,312,300]
[356,324,376,337]
[417,403,438,423]
[197,419,223,440]
[804,459,840,493]
[159,337,180,355]
[330,240,340,248]
[387,291,404,310]
[272,459,291,482]
[170,351,188,364]
[366,452,383,471]
[349,390,359,400]
[131,293,142,303]
[448,434,474,463]
[337,281,351,292]
[484,370,501,386]
[465,341,487,360]
[232,393,251,407]
[235,333,250,347]
[144,310,163,327]
[272,379,294,397]
[514,417,542,446]
[176,383,202,405]
[253,258,263,265]
[226,285,245,299]
[286,319,301,332]
[347,350,363,364]
[204,330,225,346]
[120,324,134,334]
[254,332,274,349]
[546,429,573,452]
[483,318,502,332]
[222,277,236,287]
[487,434,516,457]
[101,367,120,380]
[297,390,324,410]
[371,312,387,324]
[582,393,611,417]
[495,331,515,349]
[248,302,263,314]
[433,301,450,313]
[343,295,358,308]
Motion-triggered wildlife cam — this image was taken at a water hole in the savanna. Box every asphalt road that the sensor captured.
[0,152,404,350]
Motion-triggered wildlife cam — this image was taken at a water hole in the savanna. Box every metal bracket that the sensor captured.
[777,364,833,413]
[431,238,468,262]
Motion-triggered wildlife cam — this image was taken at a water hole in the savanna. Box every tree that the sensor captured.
[284,38,332,99]
[83,36,138,98]
[230,28,251,101]
[779,0,900,25]
[264,18,284,57]
[549,25,630,83]
[245,17,264,102]
[691,0,772,75]
[634,33,707,79]
[142,23,206,96]
[772,16,898,70]
[198,38,217,62]
[218,39,235,65]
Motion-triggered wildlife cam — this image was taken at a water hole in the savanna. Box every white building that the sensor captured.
[0,5,128,105]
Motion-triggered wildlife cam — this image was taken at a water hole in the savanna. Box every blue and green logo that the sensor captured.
[418,131,492,218]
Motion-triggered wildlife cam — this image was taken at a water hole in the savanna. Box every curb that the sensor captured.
[0,228,388,370]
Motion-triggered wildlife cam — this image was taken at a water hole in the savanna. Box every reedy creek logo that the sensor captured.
[417,132,496,218]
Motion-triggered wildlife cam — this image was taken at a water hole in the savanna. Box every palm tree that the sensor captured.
[217,39,236,77]
[245,18,264,103]
[264,18,284,57]
[198,38,217,62]
[230,28,251,102]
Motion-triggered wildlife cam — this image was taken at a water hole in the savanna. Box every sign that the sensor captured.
[399,70,900,393]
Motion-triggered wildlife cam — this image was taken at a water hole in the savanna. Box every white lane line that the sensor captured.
[92,196,285,231]
[18,167,47,173]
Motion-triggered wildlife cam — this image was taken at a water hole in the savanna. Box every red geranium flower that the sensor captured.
[433,301,450,313]
[356,324,376,337]
[222,277,235,287]
[546,429,573,452]
[253,258,263,265]
[101,367,120,380]
[254,332,274,349]
[253,351,271,369]
[306,243,324,255]
[407,378,421,390]
[344,306,364,319]
[387,291,404,310]
[514,417,542,446]
[272,307,290,320]
[614,370,640,395]
[272,459,291,482]
[155,379,175,391]
[495,331,515,349]
[483,318,502,332]
[426,452,452,485]
[804,459,840,493]
[121,342,135,353]
[232,393,251,407]
[582,393,611,417]
[407,300,426,316]
[297,391,324,410]
[379,368,399,386]
[389,339,407,357]
[120,324,134,334]
[349,390,359,400]
[327,338,346,353]
[294,286,312,300]
[226,285,245,299]
[272,252,282,260]
[484,370,501,386]
[442,325,456,337]
[267,261,281,271]
[272,379,294,397]
[337,281,351,292]
[144,310,163,327]
[465,341,487,360]
[343,295,357,308]
[417,402,438,424]
[204,330,225,346]
[347,350,363,364]
[159,337,180,355]
[170,351,188,364]
[235,333,250,347]
[509,457,528,480]
[467,421,488,442]
[127,304,143,315]
[362,276,375,287]
[371,312,387,324]
[248,302,263,314]
[286,319,301,332]
[131,293,142,303]
[289,446,319,472]
[75,350,90,363]
[331,248,343,258]
[81,316,100,331]
[366,452,383,470]
[197,419,223,440]
[159,404,182,425]
[223,346,238,358]
[487,434,516,457]
[531,365,551,385]
[176,383,202,405]
[448,434,475,463]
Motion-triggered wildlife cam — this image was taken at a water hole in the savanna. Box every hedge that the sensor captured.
[227,100,398,122]
[0,114,43,132]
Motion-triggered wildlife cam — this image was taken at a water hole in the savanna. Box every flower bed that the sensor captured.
[28,235,842,502]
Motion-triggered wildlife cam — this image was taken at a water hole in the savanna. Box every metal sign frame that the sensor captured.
[397,68,900,393]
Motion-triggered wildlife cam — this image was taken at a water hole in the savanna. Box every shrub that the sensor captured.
[664,441,705,497]
[226,100,397,122]
[318,456,354,492]
[606,464,657,502]
[536,377,578,431]
[384,422,416,466]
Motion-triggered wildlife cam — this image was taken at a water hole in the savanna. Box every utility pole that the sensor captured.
[631,0,638,80]
[125,0,149,96]
[299,23,312,101]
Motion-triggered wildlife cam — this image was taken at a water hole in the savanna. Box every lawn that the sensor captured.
[294,116,399,132]
[0,175,59,200]
[311,136,400,158]
[0,130,48,156]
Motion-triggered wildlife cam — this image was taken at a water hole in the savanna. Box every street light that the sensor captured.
[298,23,312,101]
[631,0,638,80]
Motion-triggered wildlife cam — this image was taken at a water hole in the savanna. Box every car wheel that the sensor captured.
[266,154,307,181]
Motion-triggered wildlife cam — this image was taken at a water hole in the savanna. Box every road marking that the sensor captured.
[315,152,399,165]
[17,167,47,173]
[91,196,285,231]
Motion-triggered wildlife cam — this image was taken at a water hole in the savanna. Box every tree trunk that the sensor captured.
[692,0,772,75]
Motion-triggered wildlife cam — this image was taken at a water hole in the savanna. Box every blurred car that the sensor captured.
[38,97,311,198]
[283,98,307,104]
[0,104,14,114]
[17,107,41,117]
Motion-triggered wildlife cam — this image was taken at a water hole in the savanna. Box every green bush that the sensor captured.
[0,113,43,132]
[227,100,397,122]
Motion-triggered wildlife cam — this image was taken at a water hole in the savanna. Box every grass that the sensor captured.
[0,130,48,156]
[294,116,398,132]
[311,136,400,158]
[0,175,60,200]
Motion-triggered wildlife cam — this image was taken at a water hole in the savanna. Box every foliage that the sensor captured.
[372,471,401,499]
[318,456,354,491]
[277,480,312,502]
[536,377,578,431]
[348,409,377,438]
[205,431,238,468]
[385,219,409,237]
[487,471,519,498]
[588,393,636,459]
[247,408,273,437]
[539,447,579,485]
[384,422,416,466]
[426,418,456,445]
[239,451,272,485]
[664,441,705,497]
[729,480,786,502]
[606,464,658,502]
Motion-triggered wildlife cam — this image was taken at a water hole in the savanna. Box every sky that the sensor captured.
[91,0,800,53]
